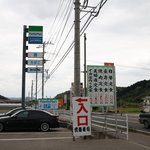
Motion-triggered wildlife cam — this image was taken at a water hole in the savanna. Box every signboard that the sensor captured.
[38,99,58,110]
[27,67,43,73]
[87,65,116,107]
[28,26,43,44]
[27,60,43,66]
[27,52,43,58]
[72,97,91,137]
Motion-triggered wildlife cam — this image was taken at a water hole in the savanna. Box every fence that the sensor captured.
[52,110,129,140]
[91,113,128,140]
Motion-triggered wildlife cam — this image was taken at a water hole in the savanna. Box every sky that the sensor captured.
[0,0,150,98]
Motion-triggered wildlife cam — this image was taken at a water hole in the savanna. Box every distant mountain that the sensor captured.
[0,95,9,102]
[55,80,150,107]
[117,79,150,104]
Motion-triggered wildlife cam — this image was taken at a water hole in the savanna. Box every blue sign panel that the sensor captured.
[28,37,43,44]
[39,100,58,110]
[28,26,43,44]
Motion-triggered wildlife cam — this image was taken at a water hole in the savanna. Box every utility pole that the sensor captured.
[84,33,87,96]
[31,80,33,101]
[42,42,45,99]
[22,25,28,109]
[35,66,38,104]
[74,0,81,97]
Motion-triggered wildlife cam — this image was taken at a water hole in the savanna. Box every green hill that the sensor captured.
[55,79,150,107]
[117,80,150,107]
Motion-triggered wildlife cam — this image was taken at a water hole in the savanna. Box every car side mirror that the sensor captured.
[13,115,17,119]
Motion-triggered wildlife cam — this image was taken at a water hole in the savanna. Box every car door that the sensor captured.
[6,111,29,131]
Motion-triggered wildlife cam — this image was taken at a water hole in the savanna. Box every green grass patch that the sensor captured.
[118,107,142,113]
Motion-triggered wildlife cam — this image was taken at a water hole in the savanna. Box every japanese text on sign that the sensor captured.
[87,65,116,107]
[72,97,91,137]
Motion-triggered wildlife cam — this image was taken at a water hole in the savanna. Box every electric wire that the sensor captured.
[46,0,74,65]
[45,0,64,42]
[45,0,73,50]
[36,0,108,94]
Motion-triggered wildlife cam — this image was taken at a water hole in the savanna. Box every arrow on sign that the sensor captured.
[76,98,88,103]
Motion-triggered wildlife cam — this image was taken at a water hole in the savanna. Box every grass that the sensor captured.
[118,107,142,113]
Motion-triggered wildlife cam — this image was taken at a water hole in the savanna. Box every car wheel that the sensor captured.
[144,121,149,129]
[0,123,4,132]
[40,122,50,132]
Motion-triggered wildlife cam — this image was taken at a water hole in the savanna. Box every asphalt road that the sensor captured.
[0,128,149,150]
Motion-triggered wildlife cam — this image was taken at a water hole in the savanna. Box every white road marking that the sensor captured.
[0,131,72,135]
[0,136,73,141]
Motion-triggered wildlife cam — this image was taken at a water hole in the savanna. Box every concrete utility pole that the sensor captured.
[74,0,81,97]
[31,80,34,101]
[84,33,87,96]
[35,66,38,103]
[42,42,45,99]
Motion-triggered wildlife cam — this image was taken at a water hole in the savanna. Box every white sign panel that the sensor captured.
[27,60,43,66]
[72,97,91,137]
[39,100,58,110]
[28,52,43,58]
[27,67,43,73]
[87,65,116,107]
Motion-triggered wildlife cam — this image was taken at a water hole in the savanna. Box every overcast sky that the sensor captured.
[0,0,150,98]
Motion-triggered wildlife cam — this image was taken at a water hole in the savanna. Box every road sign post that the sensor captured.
[21,25,28,109]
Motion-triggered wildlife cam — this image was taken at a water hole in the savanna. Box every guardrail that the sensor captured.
[91,113,128,140]
[53,110,129,140]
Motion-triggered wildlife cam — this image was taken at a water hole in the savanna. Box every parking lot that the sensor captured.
[0,127,150,150]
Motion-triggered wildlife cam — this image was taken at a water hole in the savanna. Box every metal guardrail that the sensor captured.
[91,113,128,140]
[53,110,129,140]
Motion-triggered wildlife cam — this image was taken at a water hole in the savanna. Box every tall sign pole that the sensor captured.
[22,25,28,109]
[74,0,81,97]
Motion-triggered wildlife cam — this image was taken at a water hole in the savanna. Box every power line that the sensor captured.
[36,0,108,94]
[45,0,73,48]
[45,0,65,42]
[46,0,74,65]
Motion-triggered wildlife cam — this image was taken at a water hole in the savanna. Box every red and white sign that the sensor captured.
[72,97,91,136]
[87,65,116,107]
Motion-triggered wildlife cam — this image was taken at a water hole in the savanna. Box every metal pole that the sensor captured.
[22,25,27,109]
[42,42,45,99]
[74,0,80,97]
[84,33,87,96]
[114,66,118,138]
[126,114,129,140]
[35,66,38,107]
[31,80,33,101]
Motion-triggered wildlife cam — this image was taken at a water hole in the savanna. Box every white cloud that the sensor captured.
[0,0,150,98]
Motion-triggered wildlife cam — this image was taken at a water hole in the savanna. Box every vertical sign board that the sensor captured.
[28,26,43,44]
[87,65,116,107]
[72,97,91,137]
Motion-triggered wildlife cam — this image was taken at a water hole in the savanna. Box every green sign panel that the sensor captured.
[29,26,43,32]
[28,26,43,44]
